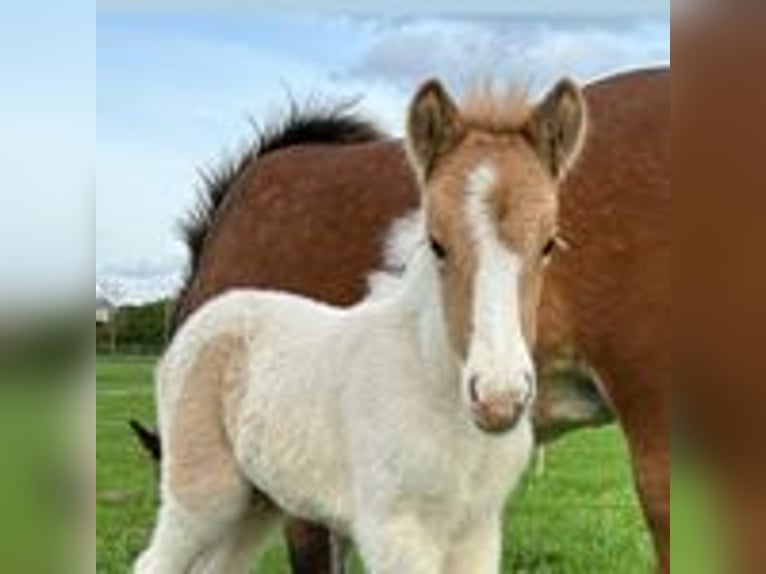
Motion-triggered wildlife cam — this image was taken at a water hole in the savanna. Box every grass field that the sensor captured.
[96,355,653,573]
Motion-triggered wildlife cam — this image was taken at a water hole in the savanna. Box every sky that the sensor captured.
[0,1,93,310]
[95,8,669,303]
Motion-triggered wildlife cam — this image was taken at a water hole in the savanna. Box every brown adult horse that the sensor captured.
[137,67,668,571]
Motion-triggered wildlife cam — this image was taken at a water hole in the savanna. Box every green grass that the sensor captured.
[0,384,81,573]
[96,355,652,573]
[671,459,728,574]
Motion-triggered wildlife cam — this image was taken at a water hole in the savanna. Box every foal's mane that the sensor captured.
[173,101,384,332]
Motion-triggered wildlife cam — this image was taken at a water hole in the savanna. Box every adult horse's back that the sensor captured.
[170,68,669,571]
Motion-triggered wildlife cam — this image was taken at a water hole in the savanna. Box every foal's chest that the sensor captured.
[448,421,534,517]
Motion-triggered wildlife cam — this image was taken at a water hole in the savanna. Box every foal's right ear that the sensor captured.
[407,79,465,179]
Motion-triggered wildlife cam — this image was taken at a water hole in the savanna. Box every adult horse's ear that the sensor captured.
[407,79,465,179]
[524,78,587,181]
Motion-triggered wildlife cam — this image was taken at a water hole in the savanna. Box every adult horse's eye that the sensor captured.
[541,237,557,259]
[429,236,447,260]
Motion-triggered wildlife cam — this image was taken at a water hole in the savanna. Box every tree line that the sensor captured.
[97,299,173,356]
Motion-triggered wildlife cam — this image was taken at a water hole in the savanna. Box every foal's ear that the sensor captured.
[524,78,587,181]
[407,79,465,179]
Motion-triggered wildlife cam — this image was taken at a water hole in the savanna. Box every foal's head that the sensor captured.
[407,78,587,433]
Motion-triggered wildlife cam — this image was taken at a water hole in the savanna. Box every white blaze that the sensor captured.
[463,162,534,400]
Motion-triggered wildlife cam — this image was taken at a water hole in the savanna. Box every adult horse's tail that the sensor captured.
[128,419,161,461]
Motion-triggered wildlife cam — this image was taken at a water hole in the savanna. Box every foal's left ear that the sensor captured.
[524,78,588,181]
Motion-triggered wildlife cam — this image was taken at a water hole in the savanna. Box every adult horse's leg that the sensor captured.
[285,520,333,574]
[633,436,670,574]
[628,385,670,573]
[605,367,670,573]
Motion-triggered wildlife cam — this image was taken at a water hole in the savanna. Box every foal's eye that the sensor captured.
[429,236,447,260]
[541,237,557,259]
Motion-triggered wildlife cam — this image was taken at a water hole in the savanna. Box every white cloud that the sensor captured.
[346,18,670,96]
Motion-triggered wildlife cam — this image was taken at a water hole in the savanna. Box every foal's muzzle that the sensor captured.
[467,372,534,434]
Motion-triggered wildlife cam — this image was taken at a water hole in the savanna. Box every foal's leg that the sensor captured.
[134,455,260,574]
[355,515,444,574]
[190,499,283,573]
[135,334,256,573]
[444,514,502,574]
[134,485,249,574]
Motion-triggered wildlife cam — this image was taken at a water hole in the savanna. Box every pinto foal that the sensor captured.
[135,77,587,573]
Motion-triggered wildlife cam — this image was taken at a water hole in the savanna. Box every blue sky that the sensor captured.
[0,1,93,308]
[96,10,669,303]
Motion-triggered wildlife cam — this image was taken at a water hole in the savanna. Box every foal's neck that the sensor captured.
[393,246,459,380]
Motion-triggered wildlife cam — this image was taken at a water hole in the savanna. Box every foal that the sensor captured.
[135,76,587,573]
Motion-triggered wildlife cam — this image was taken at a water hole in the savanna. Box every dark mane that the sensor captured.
[174,102,384,330]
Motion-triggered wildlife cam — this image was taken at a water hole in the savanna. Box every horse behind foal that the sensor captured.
[135,76,587,573]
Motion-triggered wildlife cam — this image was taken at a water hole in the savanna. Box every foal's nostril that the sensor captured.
[470,392,527,434]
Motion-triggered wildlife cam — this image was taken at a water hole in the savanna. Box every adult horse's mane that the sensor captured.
[174,102,384,332]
